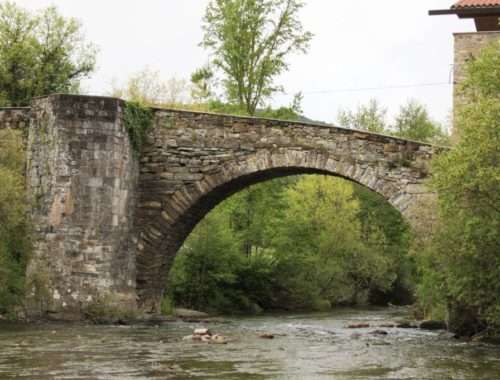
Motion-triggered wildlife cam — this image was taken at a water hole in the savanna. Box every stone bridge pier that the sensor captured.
[0,94,441,317]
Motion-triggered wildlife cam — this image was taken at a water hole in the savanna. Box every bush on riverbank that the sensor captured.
[0,129,31,317]
[412,41,500,337]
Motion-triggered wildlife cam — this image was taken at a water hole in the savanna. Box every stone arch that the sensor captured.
[136,147,427,309]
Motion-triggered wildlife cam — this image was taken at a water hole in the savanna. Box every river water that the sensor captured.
[0,307,499,379]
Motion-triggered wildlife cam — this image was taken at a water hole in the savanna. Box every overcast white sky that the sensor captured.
[13,0,475,126]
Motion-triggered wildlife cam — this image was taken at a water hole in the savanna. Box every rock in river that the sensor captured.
[183,328,227,344]
[419,320,446,330]
[369,330,388,335]
[347,323,370,329]
[174,308,210,319]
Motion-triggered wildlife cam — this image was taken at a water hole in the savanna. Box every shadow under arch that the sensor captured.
[136,148,428,309]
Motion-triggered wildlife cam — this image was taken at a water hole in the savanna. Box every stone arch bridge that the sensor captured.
[0,95,441,318]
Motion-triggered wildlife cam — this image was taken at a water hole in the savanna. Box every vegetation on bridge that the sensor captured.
[122,100,155,151]
[0,129,31,316]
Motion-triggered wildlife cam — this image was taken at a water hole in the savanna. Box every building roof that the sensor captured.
[430,0,500,30]
[452,0,500,8]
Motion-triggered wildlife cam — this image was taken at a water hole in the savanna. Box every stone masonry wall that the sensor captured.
[453,31,500,109]
[0,107,31,130]
[26,95,138,319]
[136,109,442,309]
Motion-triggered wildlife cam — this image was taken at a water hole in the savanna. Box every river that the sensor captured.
[0,307,499,379]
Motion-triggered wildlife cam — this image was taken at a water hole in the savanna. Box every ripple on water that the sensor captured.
[0,307,499,379]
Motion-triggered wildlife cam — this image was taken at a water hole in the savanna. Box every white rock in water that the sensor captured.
[194,328,211,336]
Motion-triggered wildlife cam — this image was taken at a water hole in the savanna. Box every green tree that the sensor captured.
[258,92,303,120]
[337,99,387,134]
[274,176,396,305]
[190,65,215,102]
[200,0,312,115]
[225,177,289,256]
[392,99,449,145]
[353,185,414,305]
[166,207,266,313]
[414,41,499,336]
[336,98,450,145]
[0,1,96,106]
[335,100,417,305]
[0,129,31,315]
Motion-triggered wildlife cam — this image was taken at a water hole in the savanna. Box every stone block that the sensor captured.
[173,172,204,181]
[405,184,426,194]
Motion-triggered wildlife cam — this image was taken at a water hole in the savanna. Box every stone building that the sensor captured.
[430,1,500,108]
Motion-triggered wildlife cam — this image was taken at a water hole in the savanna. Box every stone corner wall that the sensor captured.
[453,31,500,109]
[0,107,31,130]
[26,94,139,319]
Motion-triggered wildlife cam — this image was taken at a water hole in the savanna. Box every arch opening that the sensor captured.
[137,160,418,311]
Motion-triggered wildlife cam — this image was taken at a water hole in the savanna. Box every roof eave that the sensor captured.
[429,6,500,17]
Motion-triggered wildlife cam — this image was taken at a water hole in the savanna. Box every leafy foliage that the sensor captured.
[200,0,312,115]
[336,98,450,145]
[337,99,387,134]
[122,101,154,151]
[353,185,414,304]
[165,175,412,313]
[274,176,397,306]
[190,65,215,102]
[257,92,303,121]
[0,129,31,316]
[393,99,449,145]
[0,1,96,106]
[412,41,500,336]
[166,210,256,313]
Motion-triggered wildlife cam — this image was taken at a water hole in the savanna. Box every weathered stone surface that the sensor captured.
[23,95,139,317]
[0,107,31,130]
[453,32,500,110]
[194,328,211,336]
